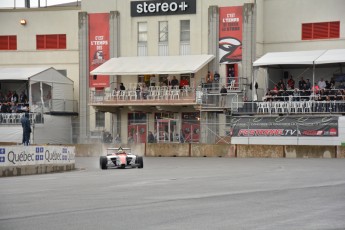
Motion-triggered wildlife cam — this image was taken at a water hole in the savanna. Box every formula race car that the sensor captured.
[99,147,144,170]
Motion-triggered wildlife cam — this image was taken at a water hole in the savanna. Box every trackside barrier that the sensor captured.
[74,143,345,158]
[0,146,75,177]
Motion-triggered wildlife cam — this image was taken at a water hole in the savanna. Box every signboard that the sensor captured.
[219,6,243,63]
[0,146,75,167]
[88,13,110,88]
[131,0,196,17]
[230,116,338,137]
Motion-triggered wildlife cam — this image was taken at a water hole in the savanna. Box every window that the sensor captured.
[180,20,190,42]
[0,35,17,50]
[138,22,147,43]
[302,21,340,40]
[36,34,66,49]
[95,111,105,128]
[159,21,168,42]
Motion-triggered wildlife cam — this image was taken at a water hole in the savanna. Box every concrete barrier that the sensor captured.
[146,143,189,157]
[1,164,75,177]
[74,143,146,157]
[336,146,345,158]
[74,143,345,159]
[237,145,284,158]
[191,144,236,157]
[285,146,336,158]
[0,145,75,177]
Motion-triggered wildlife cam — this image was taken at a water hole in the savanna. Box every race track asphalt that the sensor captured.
[1,157,345,230]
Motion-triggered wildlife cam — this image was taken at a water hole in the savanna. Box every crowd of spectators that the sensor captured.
[0,90,29,114]
[263,75,344,102]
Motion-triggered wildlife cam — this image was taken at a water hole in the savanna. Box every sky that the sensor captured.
[0,0,80,8]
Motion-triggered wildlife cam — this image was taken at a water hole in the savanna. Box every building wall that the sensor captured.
[0,8,80,101]
[262,0,345,53]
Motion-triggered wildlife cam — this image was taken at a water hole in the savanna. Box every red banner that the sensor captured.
[88,13,110,88]
[219,6,243,63]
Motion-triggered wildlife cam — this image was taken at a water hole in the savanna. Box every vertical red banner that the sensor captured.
[219,6,243,64]
[89,13,110,88]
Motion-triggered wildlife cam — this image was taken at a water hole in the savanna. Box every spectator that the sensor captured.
[312,83,320,94]
[220,85,227,107]
[293,88,300,101]
[277,79,285,90]
[305,79,311,90]
[19,91,28,103]
[287,75,295,89]
[206,71,213,83]
[298,77,306,90]
[148,131,155,143]
[214,71,220,83]
[119,83,125,90]
[21,112,31,146]
[180,76,189,88]
[171,76,179,87]
[11,91,19,103]
[318,78,326,90]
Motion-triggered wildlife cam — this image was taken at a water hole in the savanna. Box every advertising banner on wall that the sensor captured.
[219,6,243,63]
[230,116,338,137]
[0,146,75,167]
[89,13,110,88]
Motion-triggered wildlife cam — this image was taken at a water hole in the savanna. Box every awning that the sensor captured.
[314,49,345,64]
[253,50,326,67]
[90,55,215,75]
[0,67,50,80]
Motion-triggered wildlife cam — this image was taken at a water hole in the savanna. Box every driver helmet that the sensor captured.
[118,147,125,153]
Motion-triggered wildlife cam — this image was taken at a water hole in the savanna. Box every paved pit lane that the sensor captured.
[1,157,345,230]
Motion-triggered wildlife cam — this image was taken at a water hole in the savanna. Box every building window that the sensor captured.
[95,111,105,128]
[138,22,147,43]
[302,21,340,40]
[159,21,168,42]
[0,35,17,50]
[180,20,190,42]
[36,34,66,49]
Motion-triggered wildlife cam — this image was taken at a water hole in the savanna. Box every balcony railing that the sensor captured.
[90,86,197,105]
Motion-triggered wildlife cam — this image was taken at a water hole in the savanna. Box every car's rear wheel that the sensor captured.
[137,156,144,169]
[100,156,108,170]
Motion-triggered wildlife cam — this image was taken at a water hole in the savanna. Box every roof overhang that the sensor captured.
[253,50,327,67]
[90,55,215,75]
[314,49,345,65]
[0,67,51,81]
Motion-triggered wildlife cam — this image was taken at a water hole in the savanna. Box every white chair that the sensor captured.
[118,90,127,100]
[111,90,117,99]
[162,90,170,100]
[271,102,278,113]
[171,90,180,100]
[257,102,270,114]
[304,101,312,113]
[148,90,157,100]
[128,90,137,100]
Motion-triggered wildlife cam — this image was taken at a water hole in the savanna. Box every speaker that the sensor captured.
[284,71,289,79]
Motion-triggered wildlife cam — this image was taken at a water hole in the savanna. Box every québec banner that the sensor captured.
[219,6,243,63]
[89,13,110,88]
[0,146,75,167]
[230,116,338,137]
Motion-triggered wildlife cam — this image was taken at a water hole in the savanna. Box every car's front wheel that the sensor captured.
[100,156,108,170]
[137,156,144,169]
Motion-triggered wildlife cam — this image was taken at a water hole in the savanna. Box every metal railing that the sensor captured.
[0,0,81,9]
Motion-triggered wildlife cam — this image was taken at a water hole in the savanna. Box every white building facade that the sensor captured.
[1,0,344,144]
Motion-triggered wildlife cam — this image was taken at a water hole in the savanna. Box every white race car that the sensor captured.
[99,147,144,170]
